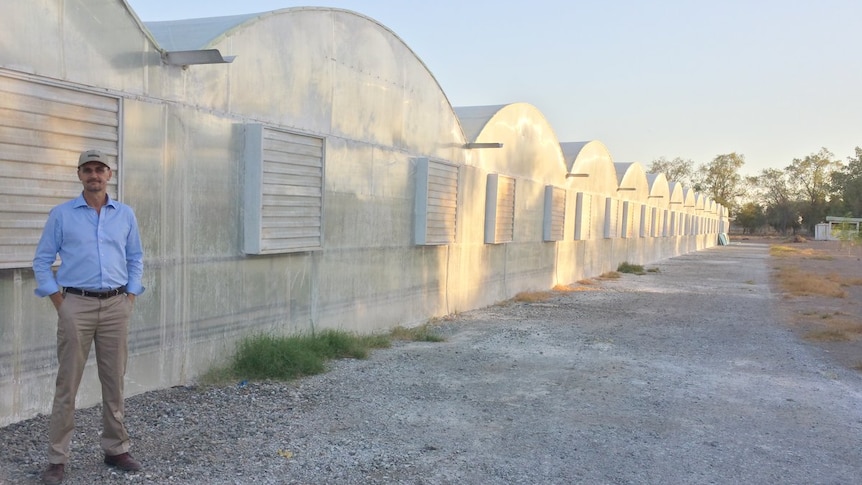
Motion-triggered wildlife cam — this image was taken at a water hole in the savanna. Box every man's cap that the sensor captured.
[77,149,113,169]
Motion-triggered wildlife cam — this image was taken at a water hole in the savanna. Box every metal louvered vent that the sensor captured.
[543,185,566,242]
[243,124,324,254]
[0,74,119,268]
[414,158,458,245]
[484,173,515,244]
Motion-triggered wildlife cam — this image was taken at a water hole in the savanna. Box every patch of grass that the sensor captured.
[200,326,443,385]
[803,316,862,342]
[829,275,862,286]
[770,245,797,257]
[390,324,445,342]
[552,284,577,292]
[198,366,237,386]
[774,266,847,298]
[770,245,833,260]
[805,329,848,341]
[555,282,601,292]
[617,262,646,275]
[513,291,554,303]
[231,330,376,381]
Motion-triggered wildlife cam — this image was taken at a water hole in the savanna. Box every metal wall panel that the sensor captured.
[0,74,119,269]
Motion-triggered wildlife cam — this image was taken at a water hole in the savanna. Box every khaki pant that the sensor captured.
[48,293,134,464]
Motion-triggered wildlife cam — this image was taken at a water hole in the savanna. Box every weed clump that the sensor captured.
[202,326,442,385]
[231,330,384,381]
[617,262,646,275]
[391,324,445,342]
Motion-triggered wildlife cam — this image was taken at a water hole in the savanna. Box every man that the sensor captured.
[32,149,145,485]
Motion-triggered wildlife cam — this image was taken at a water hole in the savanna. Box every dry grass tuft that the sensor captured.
[774,266,847,298]
[512,291,554,303]
[805,329,851,342]
[552,284,577,292]
[805,319,862,342]
[800,311,862,342]
[828,274,862,286]
[554,283,601,292]
[770,245,833,260]
[770,245,799,257]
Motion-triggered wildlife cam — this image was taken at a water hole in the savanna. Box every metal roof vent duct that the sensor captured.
[163,49,236,67]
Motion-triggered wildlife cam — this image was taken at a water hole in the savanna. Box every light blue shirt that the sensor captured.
[33,193,145,297]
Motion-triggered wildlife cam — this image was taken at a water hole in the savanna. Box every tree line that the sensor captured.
[648,147,862,235]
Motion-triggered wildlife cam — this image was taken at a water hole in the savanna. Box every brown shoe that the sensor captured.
[103,452,141,471]
[41,463,65,485]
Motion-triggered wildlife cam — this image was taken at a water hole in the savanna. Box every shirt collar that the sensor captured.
[73,193,118,209]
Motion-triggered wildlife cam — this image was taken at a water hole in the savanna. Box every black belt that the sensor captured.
[64,286,127,299]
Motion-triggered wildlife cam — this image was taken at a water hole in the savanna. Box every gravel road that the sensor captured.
[2,243,862,484]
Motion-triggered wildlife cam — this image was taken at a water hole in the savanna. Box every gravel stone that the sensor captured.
[2,244,861,484]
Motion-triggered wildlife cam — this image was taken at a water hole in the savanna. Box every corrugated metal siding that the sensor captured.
[0,74,119,269]
[421,159,458,244]
[543,185,565,241]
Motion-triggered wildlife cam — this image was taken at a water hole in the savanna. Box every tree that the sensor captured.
[787,147,842,233]
[648,157,695,186]
[696,153,746,215]
[831,147,862,217]
[757,168,800,235]
[735,202,766,234]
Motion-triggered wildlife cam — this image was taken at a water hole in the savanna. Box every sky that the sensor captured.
[126,0,862,176]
